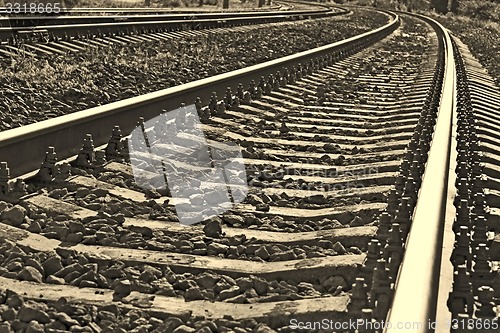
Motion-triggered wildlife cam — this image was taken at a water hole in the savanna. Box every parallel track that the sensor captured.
[0,2,343,43]
[0,7,499,333]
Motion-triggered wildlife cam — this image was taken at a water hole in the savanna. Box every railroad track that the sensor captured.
[0,5,319,29]
[0,5,286,15]
[0,1,291,15]
[0,2,343,46]
[0,19,323,58]
[0,6,499,333]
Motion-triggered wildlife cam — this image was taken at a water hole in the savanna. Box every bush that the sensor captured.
[431,0,448,14]
[0,9,388,130]
[458,0,500,21]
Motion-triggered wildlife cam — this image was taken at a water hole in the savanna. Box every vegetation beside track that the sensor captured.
[431,13,500,87]
[0,9,388,131]
[348,0,500,86]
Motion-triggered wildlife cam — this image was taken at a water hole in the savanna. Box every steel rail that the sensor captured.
[384,14,456,333]
[0,11,398,179]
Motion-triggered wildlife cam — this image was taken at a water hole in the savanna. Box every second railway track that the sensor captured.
[0,6,499,333]
[0,2,344,46]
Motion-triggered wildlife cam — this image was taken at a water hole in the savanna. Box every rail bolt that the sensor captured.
[216,101,226,115]
[451,225,472,271]
[403,179,417,206]
[93,151,107,171]
[236,83,245,100]
[209,93,218,113]
[348,277,369,313]
[225,87,233,107]
[243,91,252,104]
[37,147,59,183]
[258,76,266,90]
[195,97,203,113]
[106,126,123,162]
[394,197,411,227]
[471,244,493,291]
[448,265,474,318]
[248,80,256,96]
[74,134,96,169]
[358,309,374,333]
[383,224,403,277]
[370,259,391,305]
[255,87,263,99]
[376,212,391,240]
[475,286,496,318]
[453,199,471,234]
[386,188,399,218]
[120,138,130,162]
[409,161,422,183]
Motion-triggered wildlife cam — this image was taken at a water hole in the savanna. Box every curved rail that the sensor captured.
[384,14,456,333]
[0,10,398,179]
[0,6,345,42]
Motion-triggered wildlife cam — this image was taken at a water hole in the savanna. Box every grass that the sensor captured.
[452,0,500,21]
[432,15,500,84]
[427,1,500,86]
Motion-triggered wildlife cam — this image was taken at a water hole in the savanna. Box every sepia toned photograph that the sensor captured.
[0,0,499,332]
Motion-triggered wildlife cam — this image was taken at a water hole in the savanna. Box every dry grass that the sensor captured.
[454,0,500,21]
[348,0,500,87]
[423,1,500,89]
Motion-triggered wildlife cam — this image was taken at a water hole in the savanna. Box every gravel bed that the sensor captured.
[1,200,362,260]
[54,184,377,231]
[0,9,389,131]
[24,159,381,232]
[0,232,351,304]
[205,112,404,146]
[0,290,279,333]
[242,188,387,209]
[242,149,400,165]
